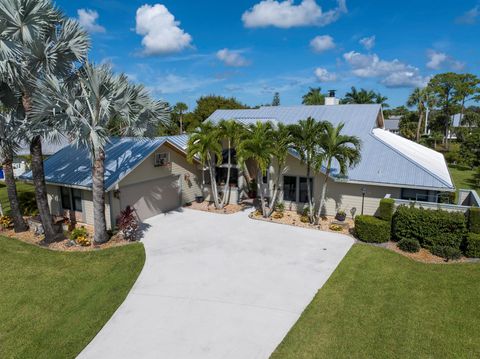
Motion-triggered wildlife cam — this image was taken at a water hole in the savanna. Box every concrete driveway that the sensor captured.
[78,209,353,359]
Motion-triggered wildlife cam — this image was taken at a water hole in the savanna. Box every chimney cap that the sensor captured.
[328,90,336,98]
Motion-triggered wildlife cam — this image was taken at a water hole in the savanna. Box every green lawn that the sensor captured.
[448,165,479,195]
[0,237,145,359]
[271,244,480,359]
[0,182,35,215]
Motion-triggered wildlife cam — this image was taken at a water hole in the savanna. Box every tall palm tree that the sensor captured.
[288,117,325,223]
[237,121,274,217]
[374,92,390,108]
[32,64,167,243]
[173,102,188,134]
[407,88,427,142]
[0,109,28,232]
[315,122,361,220]
[302,87,325,105]
[267,123,293,217]
[0,0,90,242]
[342,87,377,104]
[217,119,244,208]
[187,121,223,209]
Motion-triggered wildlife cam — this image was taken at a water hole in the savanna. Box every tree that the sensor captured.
[289,117,325,223]
[315,122,361,220]
[460,129,480,167]
[173,102,188,135]
[32,64,167,243]
[187,121,223,209]
[342,87,377,104]
[267,123,293,217]
[407,88,426,142]
[0,109,28,232]
[374,92,390,108]
[453,73,480,123]
[237,122,274,217]
[302,87,325,105]
[399,112,419,140]
[217,119,245,208]
[272,92,280,106]
[0,0,89,242]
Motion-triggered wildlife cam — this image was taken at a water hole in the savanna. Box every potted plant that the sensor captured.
[335,210,347,222]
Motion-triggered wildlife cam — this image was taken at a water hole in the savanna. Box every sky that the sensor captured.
[57,0,480,109]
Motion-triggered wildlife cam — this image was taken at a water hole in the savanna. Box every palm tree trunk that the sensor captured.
[316,165,330,222]
[207,153,221,209]
[2,150,28,232]
[92,148,108,244]
[267,164,283,217]
[30,136,62,243]
[416,109,423,143]
[257,170,267,217]
[306,164,314,223]
[220,142,231,208]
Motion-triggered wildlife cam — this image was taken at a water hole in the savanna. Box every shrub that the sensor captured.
[272,211,284,219]
[465,233,480,258]
[397,238,420,253]
[70,226,88,241]
[391,205,467,249]
[329,224,343,232]
[18,191,38,216]
[354,215,390,243]
[300,207,310,223]
[378,198,395,222]
[76,236,91,247]
[117,205,139,241]
[468,208,480,234]
[0,215,13,230]
[431,245,462,262]
[275,202,285,213]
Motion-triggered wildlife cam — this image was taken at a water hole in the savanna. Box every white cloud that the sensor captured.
[426,50,466,71]
[216,49,250,67]
[135,4,192,55]
[148,74,221,94]
[77,9,105,33]
[455,6,480,24]
[314,67,336,81]
[343,51,428,88]
[242,0,347,28]
[310,35,335,53]
[359,35,375,50]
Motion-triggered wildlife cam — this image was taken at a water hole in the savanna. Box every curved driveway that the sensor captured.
[78,209,353,359]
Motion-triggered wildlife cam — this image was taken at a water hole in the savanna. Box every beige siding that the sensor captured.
[275,154,401,216]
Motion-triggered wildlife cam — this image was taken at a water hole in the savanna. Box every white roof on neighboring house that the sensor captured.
[16,136,70,156]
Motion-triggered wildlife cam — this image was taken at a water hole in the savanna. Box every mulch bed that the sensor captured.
[186,201,251,214]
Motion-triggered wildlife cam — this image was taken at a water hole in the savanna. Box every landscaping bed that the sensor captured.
[249,209,354,236]
[186,200,251,214]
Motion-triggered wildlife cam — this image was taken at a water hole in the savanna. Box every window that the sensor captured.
[220,149,237,165]
[283,176,297,201]
[215,167,238,187]
[72,188,82,212]
[61,187,71,210]
[154,152,170,167]
[299,177,313,203]
[401,188,429,202]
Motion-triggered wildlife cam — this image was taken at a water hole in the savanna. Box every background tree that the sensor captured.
[399,112,419,140]
[341,87,376,104]
[407,87,429,142]
[302,87,325,105]
[374,92,390,108]
[0,0,89,242]
[173,102,188,135]
[272,92,280,106]
[315,122,361,220]
[453,74,480,122]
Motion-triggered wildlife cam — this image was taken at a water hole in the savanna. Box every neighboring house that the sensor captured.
[207,104,454,216]
[20,104,455,227]
[20,135,204,229]
[384,115,401,134]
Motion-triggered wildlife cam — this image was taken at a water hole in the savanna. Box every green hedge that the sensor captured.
[378,198,395,222]
[355,215,390,243]
[391,205,467,250]
[397,238,420,253]
[465,233,480,258]
[468,208,480,234]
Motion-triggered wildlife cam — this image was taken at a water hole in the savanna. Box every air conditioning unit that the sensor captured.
[154,152,170,167]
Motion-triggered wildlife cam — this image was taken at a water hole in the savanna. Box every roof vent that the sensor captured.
[325,90,339,106]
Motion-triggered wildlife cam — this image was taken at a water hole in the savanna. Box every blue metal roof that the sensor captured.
[207,105,454,191]
[20,135,190,191]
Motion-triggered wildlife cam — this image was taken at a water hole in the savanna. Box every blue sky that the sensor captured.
[57,0,480,109]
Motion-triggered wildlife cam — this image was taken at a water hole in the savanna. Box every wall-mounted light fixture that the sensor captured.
[113,189,121,199]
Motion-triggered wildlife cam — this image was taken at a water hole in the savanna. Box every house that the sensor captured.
[20,104,454,227]
[384,115,401,134]
[20,135,204,229]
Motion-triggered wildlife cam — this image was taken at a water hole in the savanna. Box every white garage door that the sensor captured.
[120,175,181,221]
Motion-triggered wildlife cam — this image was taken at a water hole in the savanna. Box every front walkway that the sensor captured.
[78,209,353,359]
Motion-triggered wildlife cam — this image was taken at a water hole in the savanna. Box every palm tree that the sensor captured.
[187,121,223,209]
[374,92,389,108]
[237,121,274,217]
[315,122,361,220]
[289,117,325,222]
[32,64,167,243]
[407,88,427,142]
[342,87,376,104]
[0,109,28,232]
[0,0,90,242]
[217,119,244,208]
[267,123,293,217]
[173,102,188,134]
[302,87,325,105]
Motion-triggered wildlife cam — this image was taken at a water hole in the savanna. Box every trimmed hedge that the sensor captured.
[355,215,390,243]
[378,198,395,222]
[468,208,480,234]
[431,245,462,261]
[465,233,480,258]
[397,238,420,253]
[392,205,467,249]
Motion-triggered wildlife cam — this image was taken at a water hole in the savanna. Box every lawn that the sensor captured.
[0,182,35,215]
[271,244,480,359]
[448,165,479,196]
[0,237,145,359]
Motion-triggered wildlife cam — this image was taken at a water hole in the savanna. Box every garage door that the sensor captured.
[120,175,181,221]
